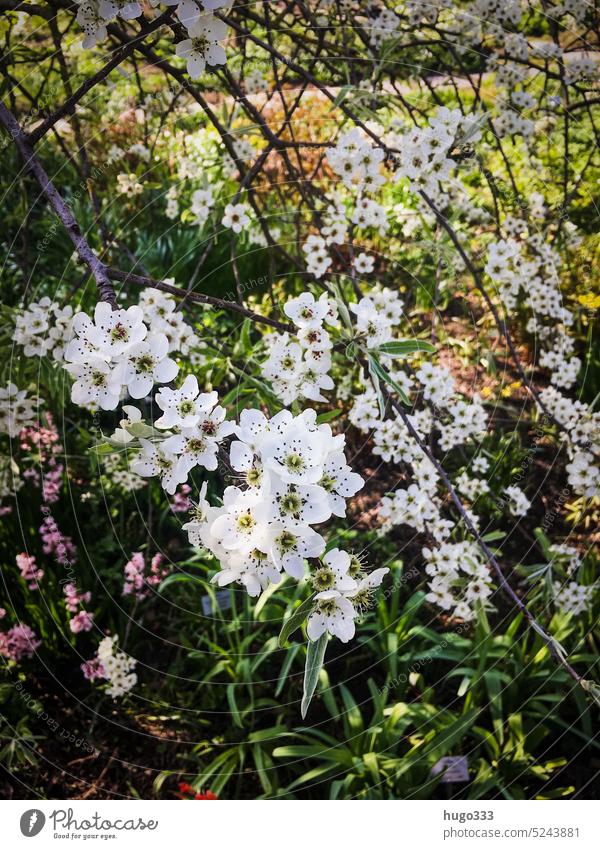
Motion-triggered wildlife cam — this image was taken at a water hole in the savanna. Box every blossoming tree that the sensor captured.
[0,0,598,731]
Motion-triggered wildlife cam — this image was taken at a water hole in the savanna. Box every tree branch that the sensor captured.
[106,267,293,332]
[0,101,117,306]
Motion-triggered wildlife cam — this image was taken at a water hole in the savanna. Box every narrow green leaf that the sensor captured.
[301,634,328,719]
[331,84,352,108]
[367,356,387,416]
[368,356,411,406]
[378,339,436,356]
[227,683,244,729]
[534,527,553,559]
[158,573,204,594]
[240,318,252,353]
[482,530,506,543]
[278,595,315,648]
[275,643,301,697]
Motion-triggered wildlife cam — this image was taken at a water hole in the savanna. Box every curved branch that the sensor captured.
[0,101,117,306]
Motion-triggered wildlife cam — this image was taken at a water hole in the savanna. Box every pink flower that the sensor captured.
[123,552,146,598]
[171,484,192,513]
[20,417,63,503]
[0,623,41,661]
[16,553,44,589]
[63,583,91,613]
[122,551,170,599]
[148,552,170,587]
[39,515,76,563]
[81,658,105,681]
[20,415,59,455]
[70,611,94,633]
[42,465,64,503]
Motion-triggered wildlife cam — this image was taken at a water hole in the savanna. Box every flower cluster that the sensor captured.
[64,583,94,634]
[306,549,388,642]
[64,301,179,411]
[351,355,496,619]
[553,581,596,616]
[328,127,385,192]
[0,383,39,437]
[116,172,143,197]
[350,286,404,348]
[13,297,74,362]
[485,238,573,328]
[302,234,332,279]
[131,380,233,493]
[84,635,137,698]
[138,289,201,356]
[423,541,494,621]
[0,622,41,662]
[40,515,77,565]
[181,407,384,642]
[565,451,599,500]
[379,478,453,544]
[122,551,170,600]
[351,360,487,465]
[261,292,337,404]
[503,485,531,518]
[190,186,215,225]
[391,107,483,203]
[74,2,230,81]
[19,415,63,504]
[482,232,600,502]
[366,5,400,48]
[101,451,147,493]
[16,553,44,590]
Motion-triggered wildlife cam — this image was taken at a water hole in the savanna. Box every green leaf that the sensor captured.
[301,633,328,719]
[278,595,315,648]
[377,339,436,357]
[248,725,288,744]
[92,441,117,455]
[368,356,411,406]
[240,318,252,353]
[367,356,387,417]
[330,283,353,332]
[482,530,506,542]
[331,84,353,109]
[158,573,204,594]
[128,422,160,438]
[252,744,273,795]
[534,527,554,559]
[316,409,342,424]
[275,643,301,697]
[227,683,244,728]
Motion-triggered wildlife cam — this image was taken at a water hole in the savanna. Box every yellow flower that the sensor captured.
[578,293,600,310]
[501,381,521,398]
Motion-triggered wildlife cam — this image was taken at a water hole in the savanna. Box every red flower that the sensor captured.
[177,782,194,796]
[176,782,217,800]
